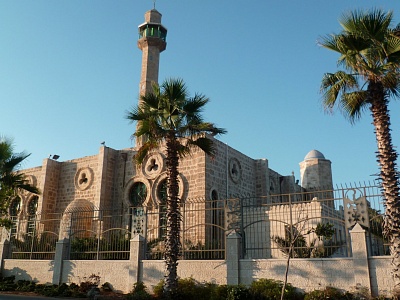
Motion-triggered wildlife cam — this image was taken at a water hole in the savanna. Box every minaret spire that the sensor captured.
[136,8,167,146]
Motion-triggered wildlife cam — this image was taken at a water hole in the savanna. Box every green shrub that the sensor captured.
[211,284,228,300]
[0,276,17,291]
[227,284,250,300]
[304,286,353,300]
[126,282,153,300]
[152,279,164,298]
[15,280,36,292]
[249,278,303,300]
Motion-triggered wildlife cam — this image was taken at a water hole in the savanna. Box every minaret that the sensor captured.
[136,9,167,147]
[137,9,167,98]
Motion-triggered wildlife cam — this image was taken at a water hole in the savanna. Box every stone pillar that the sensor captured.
[0,240,10,273]
[128,235,145,290]
[52,238,70,285]
[226,231,241,285]
[350,223,371,295]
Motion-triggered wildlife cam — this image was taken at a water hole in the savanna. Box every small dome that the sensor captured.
[304,149,325,160]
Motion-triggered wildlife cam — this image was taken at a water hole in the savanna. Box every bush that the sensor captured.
[249,278,303,300]
[226,285,250,300]
[304,286,353,300]
[126,282,153,300]
[0,276,16,291]
[15,279,36,292]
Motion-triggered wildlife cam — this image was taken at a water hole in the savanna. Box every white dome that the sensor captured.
[304,149,325,160]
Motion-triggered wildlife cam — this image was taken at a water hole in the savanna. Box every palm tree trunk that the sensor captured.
[163,132,181,295]
[369,83,400,298]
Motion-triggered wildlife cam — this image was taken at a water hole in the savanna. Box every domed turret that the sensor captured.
[299,150,333,190]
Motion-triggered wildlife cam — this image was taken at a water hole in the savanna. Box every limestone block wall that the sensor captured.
[179,147,207,200]
[55,154,99,213]
[206,138,261,200]
[300,158,333,190]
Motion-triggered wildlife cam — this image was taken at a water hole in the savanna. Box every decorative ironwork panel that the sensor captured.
[343,188,370,229]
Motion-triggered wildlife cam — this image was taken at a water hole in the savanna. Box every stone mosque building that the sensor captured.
[9,9,334,247]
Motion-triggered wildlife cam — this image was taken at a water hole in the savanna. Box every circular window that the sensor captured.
[153,173,185,205]
[228,158,242,184]
[129,182,147,206]
[142,152,164,179]
[74,167,94,191]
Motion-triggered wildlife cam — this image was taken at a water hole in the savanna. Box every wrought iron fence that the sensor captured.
[6,181,386,260]
[67,210,131,260]
[8,213,61,260]
[132,199,226,260]
[228,181,387,259]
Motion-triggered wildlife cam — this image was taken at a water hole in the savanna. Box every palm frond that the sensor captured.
[340,91,369,123]
[321,71,359,111]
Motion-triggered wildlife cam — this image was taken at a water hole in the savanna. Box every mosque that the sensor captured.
[9,8,334,251]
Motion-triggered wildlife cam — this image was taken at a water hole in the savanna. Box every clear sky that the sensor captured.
[1,0,400,186]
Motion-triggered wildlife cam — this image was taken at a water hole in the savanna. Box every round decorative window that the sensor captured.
[129,182,147,207]
[153,173,184,205]
[74,167,94,191]
[142,153,164,179]
[228,158,242,184]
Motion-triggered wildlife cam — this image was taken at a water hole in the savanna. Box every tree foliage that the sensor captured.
[319,9,400,297]
[126,78,226,294]
[0,137,39,227]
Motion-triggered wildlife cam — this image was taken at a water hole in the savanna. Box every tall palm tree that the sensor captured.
[126,78,226,294]
[0,137,39,226]
[319,9,400,297]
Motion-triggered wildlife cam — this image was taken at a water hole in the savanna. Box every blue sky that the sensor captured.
[1,1,400,186]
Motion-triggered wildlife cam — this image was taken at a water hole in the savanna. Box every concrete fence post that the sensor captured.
[128,234,145,291]
[52,238,70,285]
[0,239,10,273]
[350,223,371,295]
[226,231,241,285]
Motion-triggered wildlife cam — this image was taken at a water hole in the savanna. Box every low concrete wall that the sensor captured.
[369,256,392,296]
[240,258,354,292]
[0,227,395,297]
[62,260,132,293]
[3,259,54,284]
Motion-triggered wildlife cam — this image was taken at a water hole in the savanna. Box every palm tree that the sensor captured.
[0,137,39,227]
[319,9,400,297]
[126,78,226,294]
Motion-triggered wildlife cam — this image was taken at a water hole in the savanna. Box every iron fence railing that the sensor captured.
[8,213,61,260]
[6,181,387,260]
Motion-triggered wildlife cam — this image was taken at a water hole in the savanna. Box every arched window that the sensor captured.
[129,182,147,207]
[210,189,224,247]
[157,179,168,204]
[27,196,38,234]
[9,198,21,217]
[9,198,21,237]
[157,179,168,238]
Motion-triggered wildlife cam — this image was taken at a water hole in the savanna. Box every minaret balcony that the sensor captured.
[138,25,167,42]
